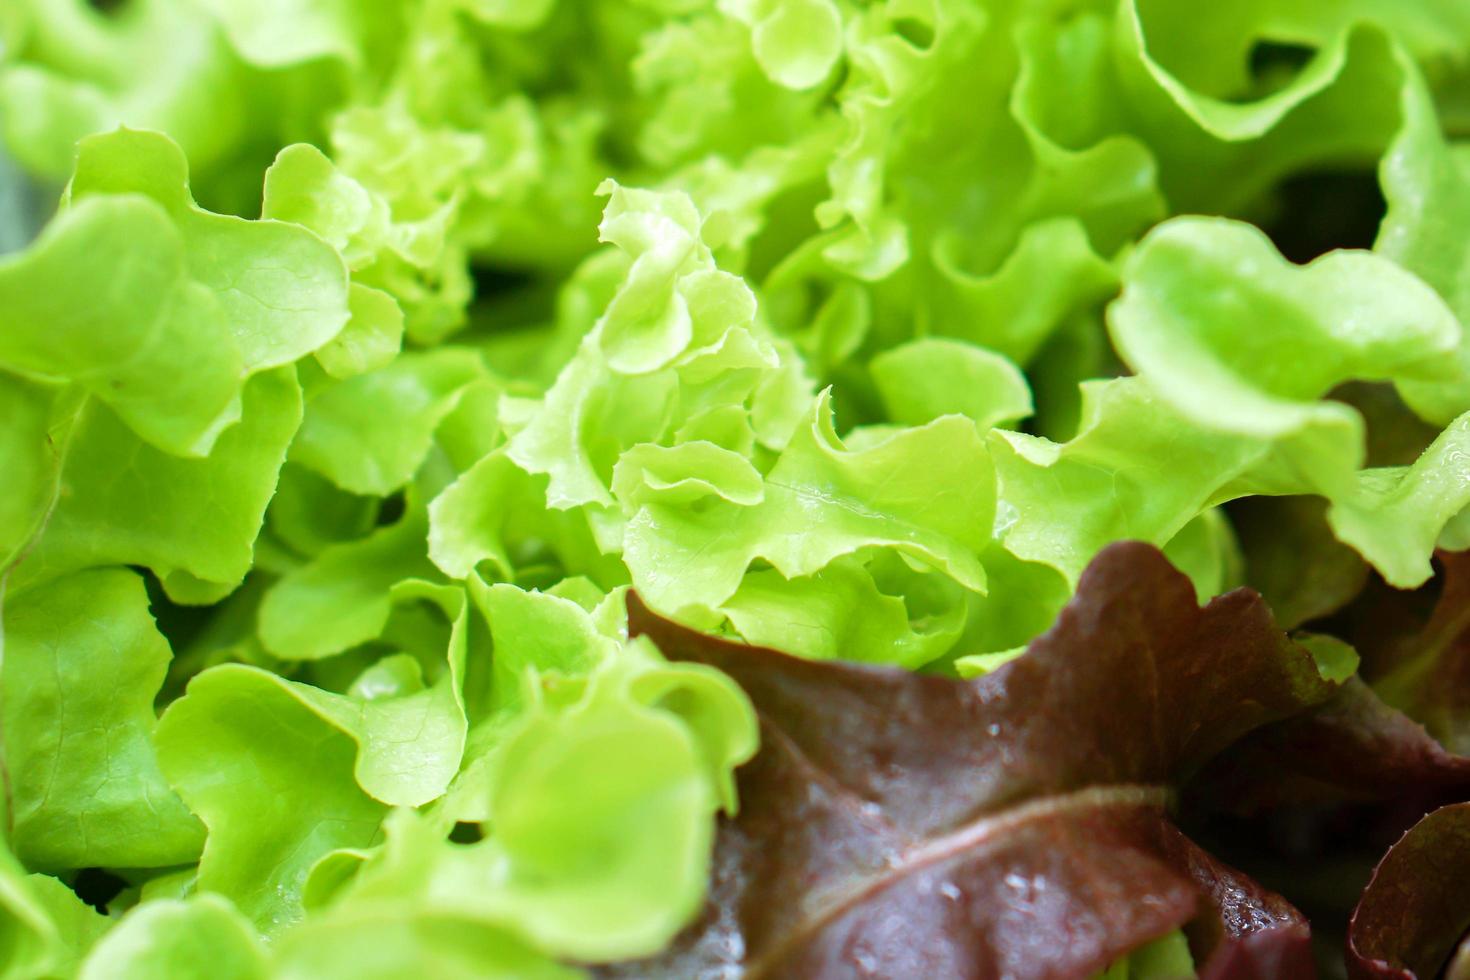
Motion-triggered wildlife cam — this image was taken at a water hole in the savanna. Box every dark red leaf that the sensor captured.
[1151,822,1315,980]
[1348,802,1470,980]
[1363,551,1470,755]
[622,541,1340,979]
[1188,553,1470,816]
[1180,550,1470,979]
[1188,678,1470,814]
[1196,929,1315,980]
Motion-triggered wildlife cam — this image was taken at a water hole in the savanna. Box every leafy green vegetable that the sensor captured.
[4,570,203,871]
[6,0,1470,975]
[0,194,241,457]
[1112,216,1464,433]
[619,391,992,617]
[153,663,387,934]
[78,896,266,980]
[66,129,349,377]
[0,852,76,980]
[290,350,485,496]
[10,367,302,600]
[19,875,107,979]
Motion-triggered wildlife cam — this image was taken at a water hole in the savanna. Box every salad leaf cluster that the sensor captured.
[3,0,1470,976]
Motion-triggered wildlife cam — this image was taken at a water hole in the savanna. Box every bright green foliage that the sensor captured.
[992,378,1262,585]
[10,367,302,599]
[253,587,754,970]
[500,181,814,512]
[284,588,756,964]
[0,1,256,187]
[0,885,48,979]
[4,571,203,871]
[1327,411,1470,586]
[427,450,624,587]
[0,852,73,980]
[291,351,486,496]
[619,391,993,617]
[258,507,440,661]
[260,578,470,807]
[189,0,403,71]
[465,637,753,959]
[996,212,1470,590]
[153,664,388,934]
[0,375,55,571]
[0,195,242,457]
[722,552,971,668]
[1112,216,1465,434]
[66,129,349,376]
[313,284,404,379]
[272,910,576,980]
[0,859,110,980]
[77,896,267,980]
[5,0,1470,974]
[1097,928,1196,980]
[870,338,1034,430]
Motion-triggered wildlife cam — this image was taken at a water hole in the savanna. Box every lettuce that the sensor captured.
[4,1,1470,977]
[5,571,204,872]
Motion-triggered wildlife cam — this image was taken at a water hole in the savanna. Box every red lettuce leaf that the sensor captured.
[1361,551,1470,755]
[1191,551,1470,813]
[618,541,1341,978]
[1189,678,1470,814]
[1182,551,1470,979]
[1348,802,1470,980]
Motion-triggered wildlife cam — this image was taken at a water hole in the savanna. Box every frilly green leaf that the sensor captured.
[0,191,242,456]
[4,570,204,872]
[11,367,302,601]
[291,349,486,496]
[69,129,350,375]
[77,895,267,980]
[621,389,992,617]
[870,337,1032,429]
[154,664,388,934]
[1111,215,1466,436]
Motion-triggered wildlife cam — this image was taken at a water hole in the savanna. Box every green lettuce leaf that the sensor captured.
[1113,7,1403,215]
[992,377,1264,586]
[0,193,242,457]
[154,664,387,934]
[273,905,575,980]
[258,504,439,660]
[0,0,248,185]
[19,873,110,979]
[869,338,1032,430]
[260,579,470,807]
[998,213,1470,591]
[720,552,970,669]
[67,129,350,377]
[275,584,756,966]
[428,449,626,588]
[291,350,487,496]
[0,848,73,980]
[1111,215,1465,437]
[619,390,992,619]
[4,570,204,872]
[192,0,404,72]
[11,367,302,600]
[10,0,1470,973]
[77,895,267,980]
[0,374,57,572]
